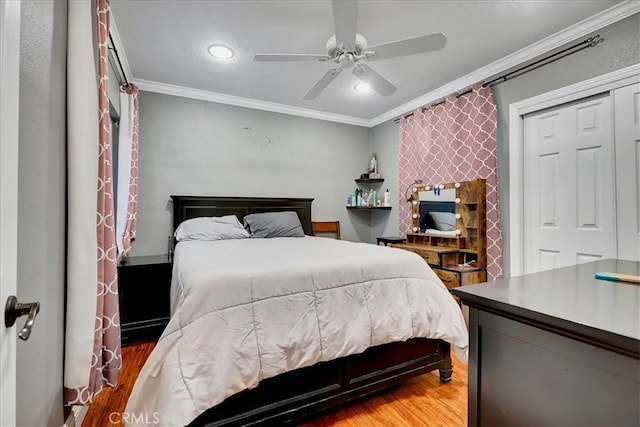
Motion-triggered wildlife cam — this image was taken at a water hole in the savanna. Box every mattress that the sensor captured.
[125,236,468,426]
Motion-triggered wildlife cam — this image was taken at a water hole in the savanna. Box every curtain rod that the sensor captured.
[393,89,470,124]
[108,34,130,85]
[393,34,603,124]
[482,34,603,88]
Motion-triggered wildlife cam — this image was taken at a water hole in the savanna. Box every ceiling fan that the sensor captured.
[253,0,446,100]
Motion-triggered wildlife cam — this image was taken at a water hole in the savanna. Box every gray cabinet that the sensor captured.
[453,259,640,426]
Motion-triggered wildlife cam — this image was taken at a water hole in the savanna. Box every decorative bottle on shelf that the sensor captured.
[383,189,391,207]
[368,152,378,176]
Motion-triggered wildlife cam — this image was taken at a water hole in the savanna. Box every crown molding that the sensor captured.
[368,0,640,127]
[111,1,637,128]
[110,10,369,127]
[133,79,371,127]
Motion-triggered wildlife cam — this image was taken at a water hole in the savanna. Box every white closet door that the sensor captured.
[523,94,616,273]
[613,83,640,261]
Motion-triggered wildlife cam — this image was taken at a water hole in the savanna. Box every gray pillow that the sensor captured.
[429,211,457,231]
[243,211,305,238]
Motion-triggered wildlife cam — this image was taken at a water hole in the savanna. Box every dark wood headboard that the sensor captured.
[170,196,314,236]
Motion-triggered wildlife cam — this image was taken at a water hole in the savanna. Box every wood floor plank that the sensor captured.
[82,341,156,427]
[83,341,467,426]
[302,358,468,427]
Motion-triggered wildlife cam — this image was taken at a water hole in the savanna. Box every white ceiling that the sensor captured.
[110,0,628,126]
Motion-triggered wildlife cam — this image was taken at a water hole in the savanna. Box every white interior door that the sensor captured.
[523,94,617,273]
[613,83,640,261]
[0,1,21,425]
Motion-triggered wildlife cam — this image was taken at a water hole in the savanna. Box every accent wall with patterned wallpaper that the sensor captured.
[398,84,502,280]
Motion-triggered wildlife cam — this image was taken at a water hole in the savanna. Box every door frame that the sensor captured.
[0,1,21,426]
[508,63,640,277]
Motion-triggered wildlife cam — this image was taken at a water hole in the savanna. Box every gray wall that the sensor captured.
[17,0,66,425]
[370,13,640,276]
[370,120,400,241]
[131,92,373,256]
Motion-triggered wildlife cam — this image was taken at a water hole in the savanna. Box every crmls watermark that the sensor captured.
[109,411,160,425]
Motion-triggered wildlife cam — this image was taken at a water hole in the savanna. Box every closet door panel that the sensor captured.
[523,95,616,274]
[614,83,640,261]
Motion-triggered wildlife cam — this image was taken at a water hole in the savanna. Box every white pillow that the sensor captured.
[212,215,244,227]
[175,216,249,242]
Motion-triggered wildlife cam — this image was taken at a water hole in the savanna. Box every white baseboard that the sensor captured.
[63,405,88,427]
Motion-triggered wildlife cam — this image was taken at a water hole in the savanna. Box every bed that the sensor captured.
[125,196,468,426]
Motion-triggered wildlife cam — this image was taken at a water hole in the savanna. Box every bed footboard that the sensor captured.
[188,338,452,426]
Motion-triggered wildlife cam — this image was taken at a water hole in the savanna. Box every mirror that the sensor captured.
[409,183,461,234]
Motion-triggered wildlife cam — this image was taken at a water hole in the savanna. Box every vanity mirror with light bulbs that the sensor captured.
[393,178,487,291]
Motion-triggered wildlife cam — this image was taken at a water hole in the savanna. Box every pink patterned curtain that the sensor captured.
[64,0,121,405]
[119,83,140,259]
[398,83,503,279]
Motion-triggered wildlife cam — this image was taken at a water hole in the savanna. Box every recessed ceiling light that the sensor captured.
[208,45,234,59]
[354,82,372,93]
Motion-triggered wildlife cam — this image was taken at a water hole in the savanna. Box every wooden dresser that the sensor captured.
[394,179,487,291]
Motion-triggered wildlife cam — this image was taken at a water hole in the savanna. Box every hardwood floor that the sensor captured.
[302,355,467,427]
[83,342,467,426]
[82,341,156,427]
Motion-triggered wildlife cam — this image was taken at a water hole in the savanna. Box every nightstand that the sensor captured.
[118,255,172,346]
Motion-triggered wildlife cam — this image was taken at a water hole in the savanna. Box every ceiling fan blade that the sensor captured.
[303,68,342,100]
[366,32,447,62]
[254,53,331,62]
[352,64,396,96]
[332,0,358,51]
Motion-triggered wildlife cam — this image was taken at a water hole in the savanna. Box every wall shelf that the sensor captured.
[349,177,389,212]
[346,206,391,210]
[355,178,384,184]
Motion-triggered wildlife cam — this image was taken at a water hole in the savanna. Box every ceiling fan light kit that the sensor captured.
[354,82,372,93]
[253,0,446,100]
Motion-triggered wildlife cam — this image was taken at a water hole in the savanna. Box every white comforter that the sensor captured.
[125,236,468,426]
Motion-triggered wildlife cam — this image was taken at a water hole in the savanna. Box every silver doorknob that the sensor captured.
[4,295,40,340]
